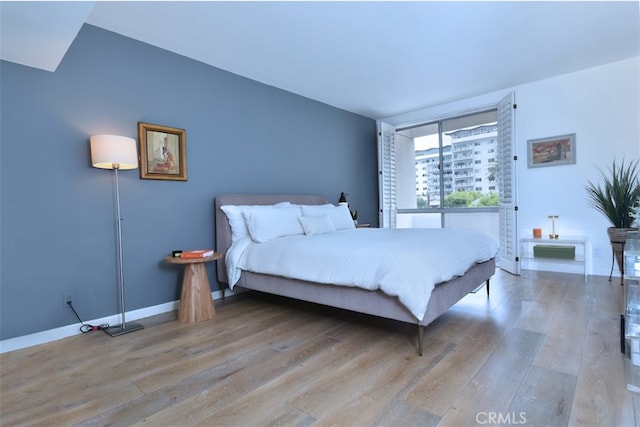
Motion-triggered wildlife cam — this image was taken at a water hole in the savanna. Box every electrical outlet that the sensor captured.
[63,293,75,308]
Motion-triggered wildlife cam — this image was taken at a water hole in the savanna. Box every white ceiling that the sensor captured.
[1,1,639,119]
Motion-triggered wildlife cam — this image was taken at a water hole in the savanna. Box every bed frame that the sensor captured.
[214,194,495,355]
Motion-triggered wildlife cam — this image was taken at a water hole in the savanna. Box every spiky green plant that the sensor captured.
[586,159,640,228]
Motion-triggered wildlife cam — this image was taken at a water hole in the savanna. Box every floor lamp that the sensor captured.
[90,135,144,336]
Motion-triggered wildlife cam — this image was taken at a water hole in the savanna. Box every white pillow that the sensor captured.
[300,204,355,230]
[243,206,304,242]
[298,214,336,236]
[221,202,291,243]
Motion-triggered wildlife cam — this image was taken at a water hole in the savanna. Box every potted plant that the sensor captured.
[586,159,640,273]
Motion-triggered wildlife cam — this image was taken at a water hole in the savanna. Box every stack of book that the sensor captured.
[180,249,215,259]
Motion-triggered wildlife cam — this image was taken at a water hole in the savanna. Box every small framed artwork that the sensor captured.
[527,133,576,169]
[138,122,187,181]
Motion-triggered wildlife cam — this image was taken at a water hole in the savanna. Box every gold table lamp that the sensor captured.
[548,215,559,239]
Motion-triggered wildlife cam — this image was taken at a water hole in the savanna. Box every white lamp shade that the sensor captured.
[90,135,138,170]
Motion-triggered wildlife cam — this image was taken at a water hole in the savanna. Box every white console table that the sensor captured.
[520,236,589,280]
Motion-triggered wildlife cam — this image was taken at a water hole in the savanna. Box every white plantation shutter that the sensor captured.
[497,92,519,274]
[377,121,397,228]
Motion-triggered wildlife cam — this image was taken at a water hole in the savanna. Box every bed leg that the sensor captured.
[486,279,490,297]
[417,324,424,356]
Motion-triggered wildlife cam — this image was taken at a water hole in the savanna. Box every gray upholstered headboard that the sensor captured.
[214,194,329,284]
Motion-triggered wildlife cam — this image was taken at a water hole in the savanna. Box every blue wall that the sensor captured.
[0,25,377,340]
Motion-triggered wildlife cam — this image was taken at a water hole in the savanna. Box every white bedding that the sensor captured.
[226,228,499,321]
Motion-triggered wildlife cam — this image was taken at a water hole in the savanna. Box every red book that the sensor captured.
[180,249,215,258]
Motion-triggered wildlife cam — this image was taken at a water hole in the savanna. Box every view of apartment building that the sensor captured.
[415,124,497,207]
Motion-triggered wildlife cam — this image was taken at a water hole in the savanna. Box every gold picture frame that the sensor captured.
[138,122,187,181]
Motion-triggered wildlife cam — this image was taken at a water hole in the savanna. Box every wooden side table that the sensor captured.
[165,252,222,323]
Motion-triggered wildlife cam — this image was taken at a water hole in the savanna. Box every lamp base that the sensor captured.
[103,322,144,337]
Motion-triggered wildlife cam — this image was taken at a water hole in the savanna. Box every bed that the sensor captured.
[214,194,498,355]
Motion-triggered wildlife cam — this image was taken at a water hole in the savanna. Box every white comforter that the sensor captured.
[226,228,499,321]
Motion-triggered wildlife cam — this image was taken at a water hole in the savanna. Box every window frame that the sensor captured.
[395,109,500,217]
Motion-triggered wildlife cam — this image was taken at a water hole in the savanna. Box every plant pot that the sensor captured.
[608,227,639,273]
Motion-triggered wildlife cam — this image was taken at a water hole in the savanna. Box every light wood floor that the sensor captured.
[1,270,639,426]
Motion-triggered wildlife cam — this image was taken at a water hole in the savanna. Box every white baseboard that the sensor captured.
[0,289,237,354]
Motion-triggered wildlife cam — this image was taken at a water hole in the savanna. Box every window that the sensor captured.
[377,92,517,275]
[392,110,499,211]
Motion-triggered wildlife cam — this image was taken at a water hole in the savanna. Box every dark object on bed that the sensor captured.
[214,194,495,355]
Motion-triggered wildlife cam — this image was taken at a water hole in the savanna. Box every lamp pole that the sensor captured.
[113,165,127,329]
[103,163,143,336]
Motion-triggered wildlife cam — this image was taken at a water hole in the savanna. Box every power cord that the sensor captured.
[66,301,110,333]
